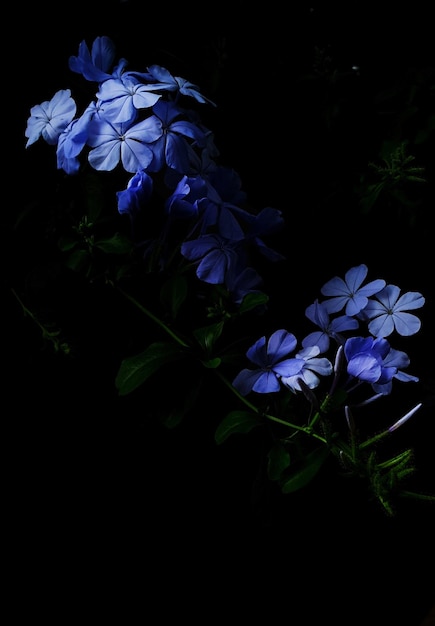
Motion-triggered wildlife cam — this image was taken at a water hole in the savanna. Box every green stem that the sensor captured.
[399,491,435,502]
[377,449,413,470]
[11,288,57,338]
[214,369,327,443]
[116,284,326,446]
[116,285,191,348]
[359,428,390,450]
[307,393,335,430]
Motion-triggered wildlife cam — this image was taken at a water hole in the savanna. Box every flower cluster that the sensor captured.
[25,35,283,304]
[23,36,433,515]
[233,263,424,398]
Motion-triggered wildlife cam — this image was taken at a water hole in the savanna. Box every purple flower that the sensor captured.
[180,234,241,284]
[243,207,285,262]
[165,175,206,220]
[97,75,161,124]
[117,170,154,217]
[344,336,396,384]
[142,64,217,107]
[281,346,333,393]
[87,116,162,173]
[371,347,419,395]
[359,284,425,337]
[25,89,77,148]
[232,330,303,395]
[195,166,249,239]
[56,102,98,174]
[146,100,208,174]
[224,266,264,305]
[303,299,359,352]
[68,36,122,83]
[321,264,386,316]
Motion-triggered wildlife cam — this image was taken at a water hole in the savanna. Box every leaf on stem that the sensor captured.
[193,321,225,356]
[238,292,269,314]
[160,275,188,320]
[94,232,134,254]
[115,342,189,395]
[267,444,291,481]
[163,377,204,428]
[214,410,263,444]
[280,445,330,493]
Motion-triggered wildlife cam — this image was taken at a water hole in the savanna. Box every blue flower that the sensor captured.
[25,89,77,148]
[303,299,359,352]
[243,207,286,262]
[321,264,386,316]
[117,170,154,217]
[371,347,418,395]
[180,234,241,284]
[165,175,207,220]
[359,284,425,337]
[142,64,217,107]
[97,75,161,124]
[68,36,121,83]
[232,330,303,395]
[186,143,219,179]
[194,166,250,240]
[87,116,162,173]
[224,266,264,305]
[281,346,333,393]
[146,100,208,174]
[344,336,396,384]
[56,102,98,174]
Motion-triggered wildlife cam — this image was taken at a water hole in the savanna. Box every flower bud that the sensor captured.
[388,402,423,432]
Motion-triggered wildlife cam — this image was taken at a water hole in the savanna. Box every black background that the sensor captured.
[6,2,435,623]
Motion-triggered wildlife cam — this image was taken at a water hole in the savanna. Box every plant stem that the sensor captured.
[214,369,327,443]
[399,490,435,502]
[11,288,59,341]
[116,285,191,348]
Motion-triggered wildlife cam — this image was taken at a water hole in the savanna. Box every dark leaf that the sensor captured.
[115,342,188,396]
[160,274,188,319]
[95,232,133,254]
[267,444,291,481]
[280,445,330,493]
[65,248,89,272]
[163,377,203,428]
[238,291,269,313]
[193,321,225,355]
[215,410,262,444]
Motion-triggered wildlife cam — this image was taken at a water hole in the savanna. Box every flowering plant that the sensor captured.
[20,35,434,516]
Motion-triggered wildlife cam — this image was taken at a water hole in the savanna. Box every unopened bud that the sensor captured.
[354,393,384,408]
[388,403,423,432]
[345,405,355,432]
[334,344,344,375]
[297,377,319,410]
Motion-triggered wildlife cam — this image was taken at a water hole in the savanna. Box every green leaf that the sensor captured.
[65,248,89,272]
[160,275,188,319]
[201,357,221,368]
[115,342,188,396]
[280,445,330,493]
[267,444,291,481]
[359,182,384,213]
[320,388,348,413]
[58,236,78,252]
[238,291,269,313]
[163,378,203,429]
[193,321,225,355]
[94,232,133,254]
[215,410,262,444]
